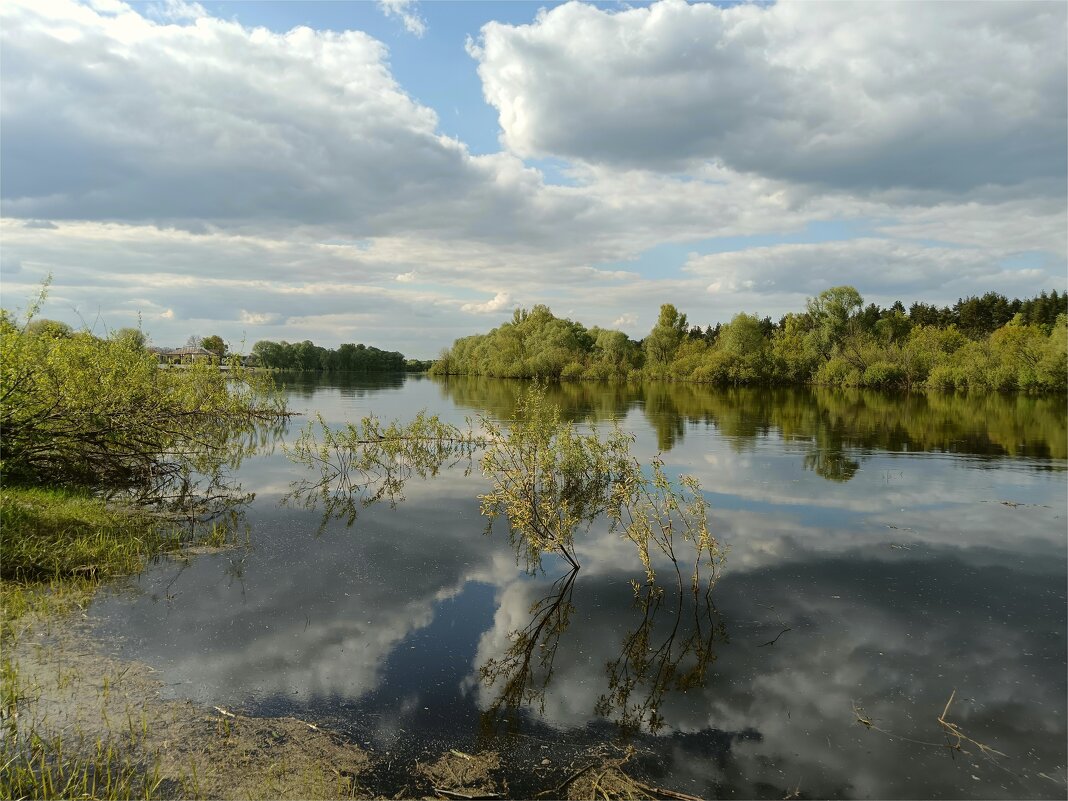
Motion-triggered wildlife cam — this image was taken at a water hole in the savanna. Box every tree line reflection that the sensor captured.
[435,376,1067,475]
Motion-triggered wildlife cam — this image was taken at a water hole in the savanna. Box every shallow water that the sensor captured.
[92,375,1067,799]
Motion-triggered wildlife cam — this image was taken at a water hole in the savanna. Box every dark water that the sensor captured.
[92,375,1067,799]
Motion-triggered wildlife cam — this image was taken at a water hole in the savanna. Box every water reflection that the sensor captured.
[274,370,407,401]
[86,375,1066,800]
[476,565,724,738]
[597,581,723,735]
[436,376,1068,468]
[478,568,577,728]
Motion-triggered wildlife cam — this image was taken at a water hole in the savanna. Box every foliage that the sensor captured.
[25,318,74,339]
[201,334,226,358]
[431,306,610,380]
[477,387,635,570]
[431,287,1067,393]
[643,304,688,369]
[287,384,723,582]
[252,338,408,372]
[0,299,285,495]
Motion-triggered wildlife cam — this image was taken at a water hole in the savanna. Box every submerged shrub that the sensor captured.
[288,384,722,584]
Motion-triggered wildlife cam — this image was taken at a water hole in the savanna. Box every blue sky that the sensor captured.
[198,0,516,153]
[1,0,1065,356]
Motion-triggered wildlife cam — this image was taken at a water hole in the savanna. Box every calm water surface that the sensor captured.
[92,375,1067,799]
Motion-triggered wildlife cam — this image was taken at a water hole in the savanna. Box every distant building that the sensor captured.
[149,346,217,364]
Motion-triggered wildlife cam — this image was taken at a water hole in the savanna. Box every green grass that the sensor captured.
[0,487,182,799]
[0,486,178,584]
[0,486,215,643]
[0,730,164,800]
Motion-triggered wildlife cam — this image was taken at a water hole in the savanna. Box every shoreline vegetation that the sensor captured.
[1,286,288,601]
[250,338,433,373]
[430,286,1068,393]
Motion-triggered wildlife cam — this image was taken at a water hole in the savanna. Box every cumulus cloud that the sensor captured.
[377,0,426,38]
[0,0,524,236]
[471,0,1066,195]
[685,238,1061,304]
[239,310,282,325]
[461,291,513,314]
[0,0,1062,352]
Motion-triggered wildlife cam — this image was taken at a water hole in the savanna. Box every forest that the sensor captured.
[251,339,430,372]
[431,287,1068,392]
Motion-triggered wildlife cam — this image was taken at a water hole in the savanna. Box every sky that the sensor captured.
[1,0,1065,357]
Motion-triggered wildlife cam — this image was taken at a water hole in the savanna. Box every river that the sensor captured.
[89,374,1067,799]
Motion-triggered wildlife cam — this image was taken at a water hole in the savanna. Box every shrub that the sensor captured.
[0,307,284,493]
[862,361,905,388]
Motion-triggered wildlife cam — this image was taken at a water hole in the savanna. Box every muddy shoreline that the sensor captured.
[2,604,696,800]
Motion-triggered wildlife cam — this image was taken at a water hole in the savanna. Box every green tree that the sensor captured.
[201,334,226,359]
[25,319,73,339]
[1,310,283,491]
[644,304,688,367]
[112,327,147,350]
[805,286,864,359]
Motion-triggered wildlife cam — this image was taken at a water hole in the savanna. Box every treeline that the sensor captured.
[251,339,431,372]
[431,287,1067,392]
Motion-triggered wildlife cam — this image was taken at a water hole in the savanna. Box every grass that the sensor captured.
[0,487,179,799]
[0,486,182,584]
[0,731,164,801]
[0,485,203,644]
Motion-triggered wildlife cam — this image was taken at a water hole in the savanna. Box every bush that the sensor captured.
[862,361,905,388]
[926,365,962,392]
[0,308,284,493]
[815,357,860,386]
[690,351,734,384]
[560,361,585,380]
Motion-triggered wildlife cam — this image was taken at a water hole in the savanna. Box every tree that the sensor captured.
[25,318,73,339]
[202,334,226,359]
[644,304,688,367]
[719,313,766,359]
[805,286,864,359]
[1,308,284,492]
[112,327,147,350]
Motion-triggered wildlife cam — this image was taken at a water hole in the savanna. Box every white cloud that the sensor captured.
[376,0,426,38]
[239,310,281,325]
[471,0,1066,196]
[685,238,1062,305]
[0,0,494,233]
[0,0,1062,353]
[461,291,513,314]
[611,312,637,328]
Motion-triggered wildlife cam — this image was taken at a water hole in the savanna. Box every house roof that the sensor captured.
[168,346,215,356]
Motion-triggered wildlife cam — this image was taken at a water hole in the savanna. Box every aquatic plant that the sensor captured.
[287,383,723,582]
